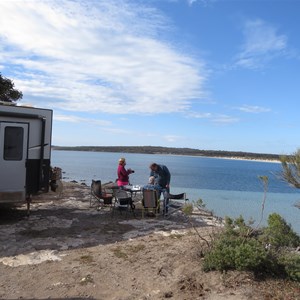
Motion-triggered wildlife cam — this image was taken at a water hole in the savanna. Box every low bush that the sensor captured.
[279,253,300,282]
[260,213,300,250]
[203,218,273,274]
[202,214,300,281]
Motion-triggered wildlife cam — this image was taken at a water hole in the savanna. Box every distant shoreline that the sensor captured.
[164,153,280,163]
[52,146,282,162]
[211,156,280,163]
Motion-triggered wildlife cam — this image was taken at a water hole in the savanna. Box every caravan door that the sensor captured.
[0,122,28,204]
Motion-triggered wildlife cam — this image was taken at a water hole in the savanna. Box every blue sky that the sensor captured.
[0,0,299,155]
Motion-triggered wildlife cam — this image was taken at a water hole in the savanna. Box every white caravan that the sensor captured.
[0,103,53,212]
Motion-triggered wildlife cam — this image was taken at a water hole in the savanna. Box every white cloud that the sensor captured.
[187,0,198,5]
[163,134,183,143]
[54,114,111,126]
[187,0,212,6]
[187,112,212,119]
[236,19,287,69]
[211,114,239,124]
[187,111,239,124]
[0,0,206,115]
[236,105,271,113]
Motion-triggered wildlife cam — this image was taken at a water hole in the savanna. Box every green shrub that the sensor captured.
[233,238,270,272]
[279,253,300,282]
[195,198,206,209]
[261,213,300,249]
[203,235,271,273]
[202,214,300,281]
[223,215,251,238]
[202,236,236,271]
[182,203,193,215]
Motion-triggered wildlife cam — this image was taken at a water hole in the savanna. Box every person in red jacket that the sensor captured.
[117,157,134,186]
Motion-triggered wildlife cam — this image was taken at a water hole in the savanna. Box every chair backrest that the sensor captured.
[101,181,117,194]
[91,180,102,197]
[142,189,158,208]
[114,189,129,198]
[168,193,186,200]
[114,189,132,205]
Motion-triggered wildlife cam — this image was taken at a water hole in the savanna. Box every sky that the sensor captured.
[0,0,299,155]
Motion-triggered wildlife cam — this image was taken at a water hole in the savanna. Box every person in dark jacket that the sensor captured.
[149,162,171,214]
[149,163,171,191]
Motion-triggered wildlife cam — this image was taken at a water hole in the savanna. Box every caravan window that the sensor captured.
[4,126,24,161]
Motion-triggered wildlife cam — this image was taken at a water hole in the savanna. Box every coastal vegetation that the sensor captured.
[280,149,300,189]
[184,206,300,282]
[202,213,300,282]
[183,175,300,283]
[52,145,281,161]
[280,149,300,209]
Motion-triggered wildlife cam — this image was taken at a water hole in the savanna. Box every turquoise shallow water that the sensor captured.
[52,150,300,234]
[172,187,300,233]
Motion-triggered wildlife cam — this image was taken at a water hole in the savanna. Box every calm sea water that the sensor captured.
[52,150,300,234]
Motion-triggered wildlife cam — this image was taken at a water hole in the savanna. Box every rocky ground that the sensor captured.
[0,182,299,300]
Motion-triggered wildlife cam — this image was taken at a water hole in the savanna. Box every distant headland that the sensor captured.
[52,146,282,161]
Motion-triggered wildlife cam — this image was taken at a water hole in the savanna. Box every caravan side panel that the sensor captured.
[0,105,53,204]
[0,122,29,203]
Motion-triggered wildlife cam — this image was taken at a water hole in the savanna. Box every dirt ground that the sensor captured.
[0,182,299,300]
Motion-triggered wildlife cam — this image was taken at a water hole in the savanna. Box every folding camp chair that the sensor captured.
[142,189,160,218]
[90,180,114,210]
[112,188,135,217]
[164,192,188,218]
